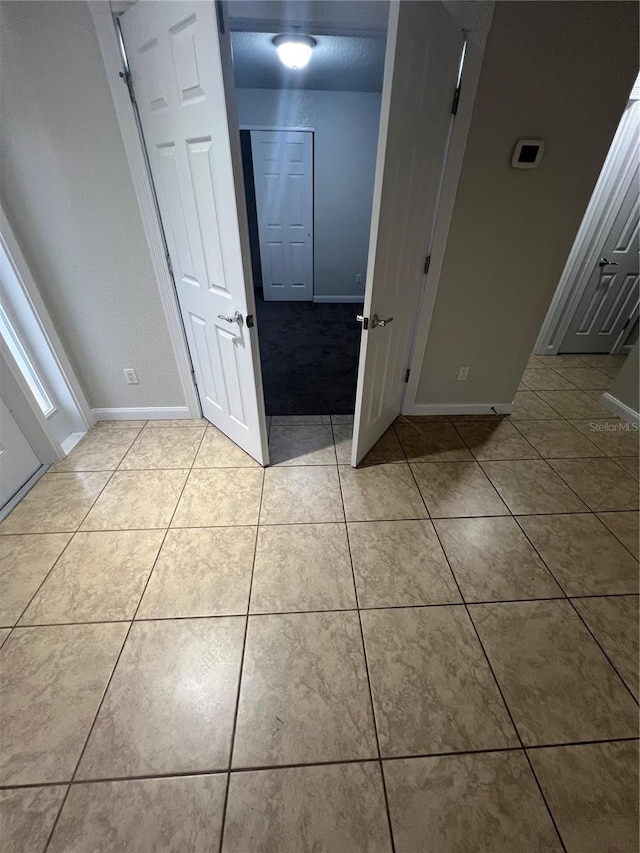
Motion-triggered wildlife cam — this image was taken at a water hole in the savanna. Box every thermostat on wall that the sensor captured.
[511,139,545,169]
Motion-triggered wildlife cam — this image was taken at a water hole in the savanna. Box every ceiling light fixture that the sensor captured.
[273,34,316,70]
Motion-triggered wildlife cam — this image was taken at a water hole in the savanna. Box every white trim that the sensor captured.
[91,406,192,421]
[239,125,315,133]
[600,392,640,426]
[313,294,364,303]
[0,464,48,523]
[534,99,640,355]
[60,432,85,455]
[403,6,494,411]
[403,401,512,416]
[90,2,200,419]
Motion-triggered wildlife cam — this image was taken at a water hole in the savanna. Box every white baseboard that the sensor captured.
[600,392,640,426]
[402,402,513,416]
[313,294,364,304]
[61,431,86,455]
[91,406,193,421]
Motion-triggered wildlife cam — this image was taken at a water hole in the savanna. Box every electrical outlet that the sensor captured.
[356,273,362,284]
[123,368,138,385]
[457,366,469,381]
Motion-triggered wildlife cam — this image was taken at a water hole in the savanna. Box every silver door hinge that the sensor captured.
[424,254,431,276]
[451,85,461,115]
[405,368,411,383]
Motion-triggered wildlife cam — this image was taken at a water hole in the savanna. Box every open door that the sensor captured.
[351,1,464,465]
[119,1,268,464]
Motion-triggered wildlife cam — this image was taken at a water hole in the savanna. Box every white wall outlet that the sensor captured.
[457,366,469,381]
[123,368,138,385]
[356,273,362,284]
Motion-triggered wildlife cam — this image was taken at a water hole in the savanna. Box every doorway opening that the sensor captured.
[229,8,388,416]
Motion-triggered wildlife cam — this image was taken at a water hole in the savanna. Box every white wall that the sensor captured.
[236,88,381,301]
[0,0,185,410]
[415,1,638,407]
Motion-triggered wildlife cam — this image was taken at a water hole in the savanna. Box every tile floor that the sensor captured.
[0,353,638,852]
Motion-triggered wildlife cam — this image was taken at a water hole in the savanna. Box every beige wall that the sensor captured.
[416,1,638,406]
[608,343,639,416]
[0,1,185,410]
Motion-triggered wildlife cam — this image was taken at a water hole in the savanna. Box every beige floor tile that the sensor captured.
[573,595,639,700]
[20,530,164,625]
[535,355,589,370]
[82,470,187,530]
[528,741,639,853]
[526,354,542,368]
[548,457,639,511]
[0,623,127,785]
[260,466,343,524]
[0,472,111,535]
[77,617,244,779]
[0,786,67,853]
[434,517,562,602]
[521,368,576,391]
[552,367,611,389]
[223,762,392,853]
[361,606,517,756]
[384,751,561,853]
[454,420,539,461]
[596,510,639,558]
[269,424,336,466]
[612,455,639,480]
[331,413,354,424]
[0,627,10,646]
[470,600,638,746]
[570,419,639,457]
[519,513,638,595]
[0,534,72,626]
[138,527,255,618]
[334,425,404,466]
[172,468,263,527]
[577,354,627,371]
[536,389,611,419]
[508,391,562,420]
[582,388,607,402]
[411,462,508,518]
[192,425,260,468]
[270,415,331,425]
[339,463,426,521]
[232,612,377,767]
[395,421,473,462]
[251,523,355,613]
[145,418,207,428]
[95,420,147,429]
[48,775,226,853]
[119,427,204,470]
[348,520,460,607]
[51,429,140,472]
[514,419,604,458]
[481,460,588,514]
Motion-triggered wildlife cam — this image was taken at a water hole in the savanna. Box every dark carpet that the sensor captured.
[254,294,364,415]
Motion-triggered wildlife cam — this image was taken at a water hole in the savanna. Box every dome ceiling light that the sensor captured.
[273,34,317,70]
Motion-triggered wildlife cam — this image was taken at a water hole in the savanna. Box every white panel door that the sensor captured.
[351,1,464,465]
[120,1,268,464]
[0,397,40,508]
[251,131,314,301]
[561,166,639,353]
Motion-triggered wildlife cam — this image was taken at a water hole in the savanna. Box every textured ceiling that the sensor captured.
[231,31,386,92]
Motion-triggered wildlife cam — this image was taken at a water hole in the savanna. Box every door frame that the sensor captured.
[91,1,201,420]
[93,1,492,424]
[534,93,640,356]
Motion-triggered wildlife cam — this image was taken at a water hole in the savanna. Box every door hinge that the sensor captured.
[118,69,136,105]
[451,85,461,115]
[424,254,431,276]
[405,368,411,383]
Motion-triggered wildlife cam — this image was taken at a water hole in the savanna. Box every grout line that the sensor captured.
[216,465,266,853]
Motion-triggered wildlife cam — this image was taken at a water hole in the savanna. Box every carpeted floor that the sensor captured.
[254,294,364,415]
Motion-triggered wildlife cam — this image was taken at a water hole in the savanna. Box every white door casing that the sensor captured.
[251,130,314,301]
[351,1,464,465]
[0,396,41,509]
[120,1,268,464]
[560,165,639,354]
